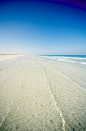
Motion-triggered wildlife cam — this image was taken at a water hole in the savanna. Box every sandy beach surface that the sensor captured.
[0,55,24,61]
[0,55,86,131]
[0,55,24,71]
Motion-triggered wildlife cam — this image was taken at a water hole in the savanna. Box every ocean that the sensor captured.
[39,55,86,65]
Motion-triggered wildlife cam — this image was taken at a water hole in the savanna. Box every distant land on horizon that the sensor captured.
[0,54,24,55]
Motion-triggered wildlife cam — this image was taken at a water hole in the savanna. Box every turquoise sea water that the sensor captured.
[42,55,86,58]
[39,55,86,65]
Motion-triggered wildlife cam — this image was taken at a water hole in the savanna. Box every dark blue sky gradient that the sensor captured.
[0,0,86,55]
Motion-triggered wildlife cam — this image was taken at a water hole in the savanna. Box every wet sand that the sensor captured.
[0,56,86,131]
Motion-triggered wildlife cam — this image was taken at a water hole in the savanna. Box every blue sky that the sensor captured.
[0,0,86,55]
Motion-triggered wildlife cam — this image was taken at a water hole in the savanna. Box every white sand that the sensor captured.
[0,55,24,61]
[0,55,86,131]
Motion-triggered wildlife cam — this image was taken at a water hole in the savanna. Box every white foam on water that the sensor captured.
[73,57,86,60]
[80,62,86,65]
[39,56,86,65]
[50,57,57,59]
[57,59,77,63]
[43,56,86,65]
[57,58,68,61]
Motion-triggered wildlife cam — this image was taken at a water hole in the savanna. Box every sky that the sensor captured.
[0,0,86,55]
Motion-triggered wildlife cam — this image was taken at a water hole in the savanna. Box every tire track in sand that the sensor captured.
[39,65,65,131]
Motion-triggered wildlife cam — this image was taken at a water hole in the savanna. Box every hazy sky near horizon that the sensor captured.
[0,0,86,55]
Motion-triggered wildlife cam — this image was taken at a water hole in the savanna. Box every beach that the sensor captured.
[0,55,24,71]
[0,55,86,131]
[0,55,24,61]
